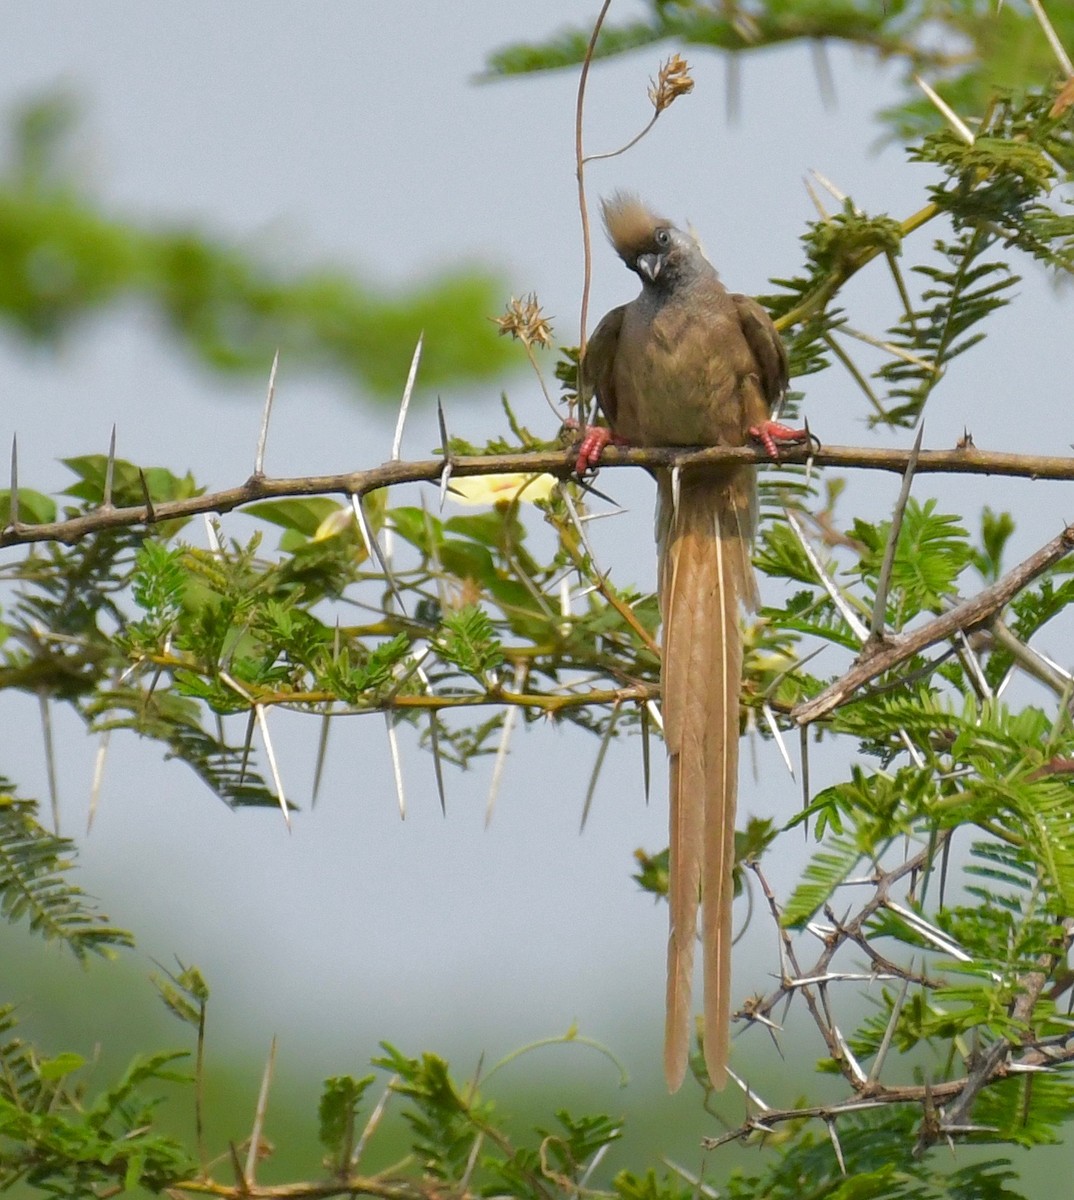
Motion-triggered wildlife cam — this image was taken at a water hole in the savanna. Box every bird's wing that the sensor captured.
[730,293,788,411]
[581,304,626,427]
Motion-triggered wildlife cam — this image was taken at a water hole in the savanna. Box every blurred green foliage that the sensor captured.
[0,92,518,398]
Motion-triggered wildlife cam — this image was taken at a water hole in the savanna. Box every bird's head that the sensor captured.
[600,192,708,290]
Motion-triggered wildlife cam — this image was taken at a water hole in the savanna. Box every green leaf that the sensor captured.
[245,496,347,538]
[61,455,200,506]
[0,98,516,396]
[782,831,862,928]
[0,789,134,958]
[153,962,209,1027]
[85,1051,189,1130]
[37,1052,85,1081]
[435,606,504,678]
[0,488,56,525]
[976,505,1015,582]
[318,1074,375,1159]
[852,499,972,622]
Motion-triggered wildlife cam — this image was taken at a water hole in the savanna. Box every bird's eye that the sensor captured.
[654,228,671,248]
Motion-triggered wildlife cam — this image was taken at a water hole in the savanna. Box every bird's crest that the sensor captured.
[601,192,670,261]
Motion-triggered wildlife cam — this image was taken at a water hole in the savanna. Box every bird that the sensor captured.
[579,193,801,1091]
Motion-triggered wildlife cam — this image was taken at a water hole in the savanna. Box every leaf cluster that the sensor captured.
[0,1006,193,1195]
[0,786,132,959]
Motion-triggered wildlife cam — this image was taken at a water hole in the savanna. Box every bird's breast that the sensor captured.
[611,301,765,449]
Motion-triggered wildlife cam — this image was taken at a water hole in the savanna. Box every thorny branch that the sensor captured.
[5,439,1074,550]
[708,858,1074,1155]
[170,1177,446,1200]
[132,657,659,720]
[5,440,1074,736]
[793,520,1074,724]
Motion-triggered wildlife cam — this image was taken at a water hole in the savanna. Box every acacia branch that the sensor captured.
[701,1029,1074,1151]
[172,1177,436,1200]
[169,677,658,718]
[4,441,1074,550]
[793,521,1074,724]
[725,846,1074,1156]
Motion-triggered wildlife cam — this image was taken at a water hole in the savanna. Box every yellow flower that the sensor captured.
[311,507,355,541]
[448,473,556,507]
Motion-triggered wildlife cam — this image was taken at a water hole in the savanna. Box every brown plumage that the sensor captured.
[582,193,787,1091]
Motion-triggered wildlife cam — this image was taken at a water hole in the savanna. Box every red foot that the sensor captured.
[748,419,816,460]
[573,424,630,477]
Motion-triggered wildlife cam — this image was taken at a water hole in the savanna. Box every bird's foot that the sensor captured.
[748,418,818,460]
[571,423,630,477]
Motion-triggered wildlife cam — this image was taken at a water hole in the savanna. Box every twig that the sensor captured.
[486,660,528,826]
[559,483,659,655]
[245,1036,277,1185]
[87,728,111,832]
[574,0,614,368]
[221,673,291,829]
[914,75,975,144]
[384,712,407,819]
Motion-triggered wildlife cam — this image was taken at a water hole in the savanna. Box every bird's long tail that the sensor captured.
[658,470,755,1092]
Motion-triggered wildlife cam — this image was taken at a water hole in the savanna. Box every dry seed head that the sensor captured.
[649,54,694,114]
[493,293,554,349]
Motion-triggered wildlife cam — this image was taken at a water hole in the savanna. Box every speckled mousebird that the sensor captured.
[578,194,804,1091]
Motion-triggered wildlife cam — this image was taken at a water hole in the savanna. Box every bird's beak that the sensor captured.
[636,252,663,282]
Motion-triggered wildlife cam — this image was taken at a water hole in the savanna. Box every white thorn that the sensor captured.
[486,662,526,826]
[384,712,406,819]
[391,333,424,461]
[762,702,795,779]
[914,75,975,144]
[87,729,111,832]
[254,349,280,476]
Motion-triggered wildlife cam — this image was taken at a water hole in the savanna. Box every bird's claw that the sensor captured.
[748,418,818,460]
[572,424,629,477]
